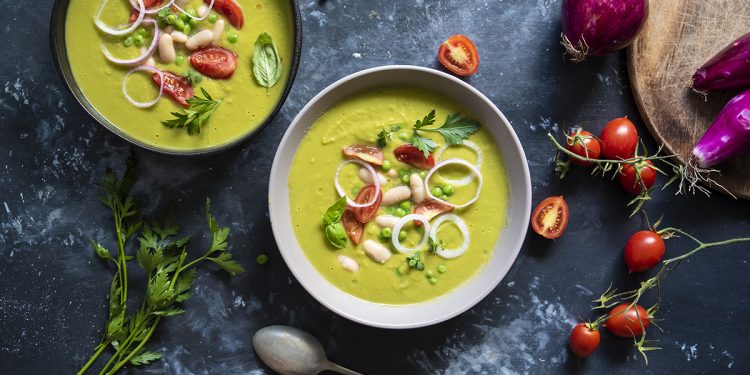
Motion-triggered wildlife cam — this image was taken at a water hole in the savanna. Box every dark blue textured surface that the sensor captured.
[1,0,749,374]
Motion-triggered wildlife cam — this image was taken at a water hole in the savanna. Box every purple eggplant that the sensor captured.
[561,0,649,62]
[692,32,750,93]
[692,90,750,168]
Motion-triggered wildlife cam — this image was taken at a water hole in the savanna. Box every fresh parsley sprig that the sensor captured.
[411,110,482,157]
[407,251,425,271]
[376,124,401,148]
[181,69,204,86]
[162,88,222,136]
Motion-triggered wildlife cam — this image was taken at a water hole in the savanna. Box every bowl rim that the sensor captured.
[49,0,303,156]
[269,65,531,329]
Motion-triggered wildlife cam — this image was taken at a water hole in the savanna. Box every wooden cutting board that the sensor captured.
[628,0,750,199]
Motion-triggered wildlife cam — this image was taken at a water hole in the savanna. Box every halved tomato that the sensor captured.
[206,0,244,29]
[152,71,193,107]
[438,35,479,76]
[350,185,381,223]
[531,196,569,239]
[413,199,453,221]
[129,0,162,23]
[189,47,238,79]
[343,145,384,166]
[342,210,364,245]
[394,144,435,170]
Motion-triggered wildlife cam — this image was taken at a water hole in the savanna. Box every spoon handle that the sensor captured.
[326,361,364,375]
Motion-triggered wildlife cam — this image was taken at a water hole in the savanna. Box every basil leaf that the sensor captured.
[322,196,348,225]
[325,222,348,249]
[252,32,282,93]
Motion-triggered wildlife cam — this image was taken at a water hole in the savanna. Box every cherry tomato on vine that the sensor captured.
[606,303,650,338]
[531,196,569,239]
[569,323,600,357]
[565,129,601,166]
[437,35,479,76]
[618,160,656,195]
[624,230,665,272]
[599,117,638,159]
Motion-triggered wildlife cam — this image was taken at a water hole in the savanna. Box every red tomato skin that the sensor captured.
[343,145,384,166]
[566,130,601,166]
[569,323,601,358]
[129,0,162,23]
[206,0,244,29]
[599,117,638,159]
[618,161,656,195]
[413,199,453,222]
[189,47,238,79]
[342,210,364,245]
[350,185,382,223]
[394,144,435,170]
[438,35,479,76]
[152,71,193,107]
[606,303,650,338]
[530,196,569,239]
[624,230,665,272]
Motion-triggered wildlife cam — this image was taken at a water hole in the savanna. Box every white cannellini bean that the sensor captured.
[410,173,426,204]
[158,34,176,64]
[363,240,392,264]
[358,168,387,185]
[212,19,225,44]
[197,4,209,18]
[381,186,411,206]
[171,31,188,43]
[337,255,359,272]
[185,30,214,50]
[374,215,399,228]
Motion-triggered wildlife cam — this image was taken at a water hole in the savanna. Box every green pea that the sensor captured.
[256,254,269,265]
[175,55,186,66]
[443,184,455,196]
[399,201,411,210]
[187,8,197,17]
[381,160,392,171]
[431,187,444,197]
[208,14,218,23]
[398,132,410,141]
[179,11,190,22]
[394,208,407,217]
[418,171,426,178]
[174,19,186,30]
[136,28,148,37]
[385,206,396,215]
[400,174,410,184]
[398,169,409,177]
[398,231,407,241]
[122,36,134,47]
[228,33,239,43]
[426,271,434,278]
[189,17,199,27]
[132,34,144,46]
[166,14,177,24]
[437,264,447,273]
[428,277,438,285]
[395,267,403,276]
[381,228,392,239]
[182,24,192,35]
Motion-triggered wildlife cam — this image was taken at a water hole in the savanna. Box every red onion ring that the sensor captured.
[128,0,175,14]
[122,65,164,108]
[101,19,159,66]
[424,158,483,209]
[334,160,381,208]
[173,0,215,21]
[391,214,431,254]
[95,0,145,36]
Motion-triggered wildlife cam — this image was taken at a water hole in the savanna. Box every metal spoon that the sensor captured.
[252,325,363,375]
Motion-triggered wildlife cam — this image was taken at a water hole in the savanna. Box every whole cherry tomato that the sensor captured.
[600,117,638,159]
[618,160,656,195]
[565,129,601,166]
[569,323,600,357]
[624,230,665,272]
[606,303,650,338]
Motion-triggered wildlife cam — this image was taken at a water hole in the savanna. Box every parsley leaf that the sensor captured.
[407,251,425,271]
[162,88,222,136]
[181,69,204,86]
[414,109,436,129]
[412,133,438,158]
[422,113,481,145]
[130,351,162,366]
[429,238,445,255]
[376,124,401,148]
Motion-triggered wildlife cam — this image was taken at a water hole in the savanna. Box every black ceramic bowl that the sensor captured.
[50,0,302,156]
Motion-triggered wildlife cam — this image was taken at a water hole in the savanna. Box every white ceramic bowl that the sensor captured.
[269,65,531,329]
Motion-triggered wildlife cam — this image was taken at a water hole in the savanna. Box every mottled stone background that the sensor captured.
[1,0,748,374]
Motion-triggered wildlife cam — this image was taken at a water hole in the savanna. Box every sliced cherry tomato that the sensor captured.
[413,199,453,222]
[206,0,244,29]
[566,129,601,167]
[569,323,600,358]
[152,71,193,107]
[129,0,162,23]
[189,47,238,79]
[341,210,363,245]
[606,303,650,338]
[618,160,656,195]
[343,145,384,166]
[349,185,382,223]
[624,230,665,272]
[437,35,479,76]
[599,117,638,159]
[531,196,569,239]
[394,144,435,170]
